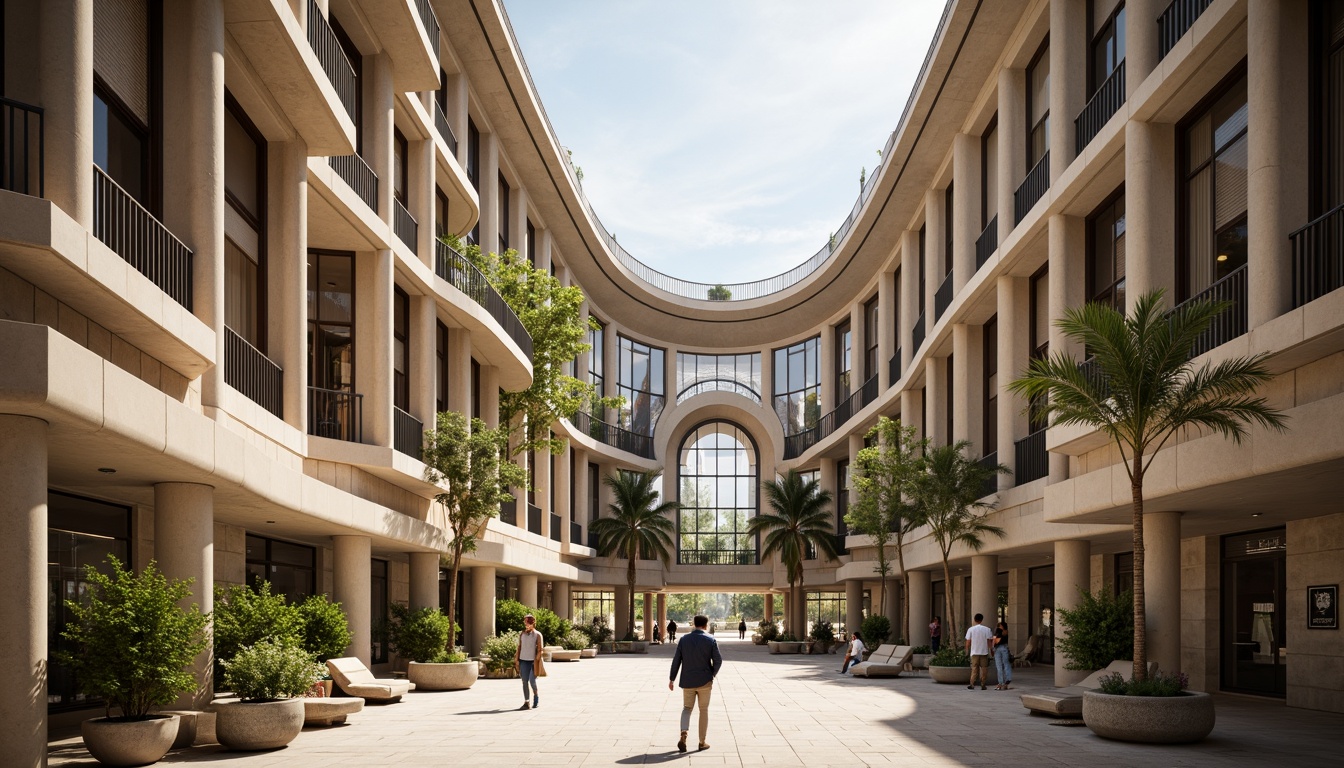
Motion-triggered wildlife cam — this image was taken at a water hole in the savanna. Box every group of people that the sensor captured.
[964,613,1013,690]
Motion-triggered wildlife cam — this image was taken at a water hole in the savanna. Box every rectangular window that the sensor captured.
[945,353,955,444]
[93,84,149,207]
[836,459,850,540]
[772,336,821,434]
[918,225,927,315]
[471,358,481,420]
[393,287,410,411]
[245,534,316,604]
[225,95,267,351]
[526,219,536,266]
[1090,1,1126,96]
[864,296,879,382]
[436,320,449,413]
[572,591,616,627]
[1027,41,1050,169]
[982,117,999,226]
[393,129,408,206]
[435,187,450,238]
[835,319,852,396]
[307,251,355,393]
[1181,73,1248,299]
[617,335,666,436]
[437,68,450,115]
[370,559,389,664]
[498,173,510,253]
[983,315,998,453]
[944,183,955,276]
[1087,190,1127,311]
[1029,266,1050,430]
[1312,4,1344,215]
[588,317,605,413]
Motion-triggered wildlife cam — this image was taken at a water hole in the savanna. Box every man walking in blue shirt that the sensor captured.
[668,614,722,753]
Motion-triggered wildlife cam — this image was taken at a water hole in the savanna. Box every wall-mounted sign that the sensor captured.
[1308,585,1337,630]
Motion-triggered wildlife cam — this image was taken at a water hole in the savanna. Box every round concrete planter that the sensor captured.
[211,698,305,751]
[596,641,616,654]
[911,653,932,669]
[81,714,179,766]
[408,661,479,691]
[927,664,972,684]
[1082,690,1215,744]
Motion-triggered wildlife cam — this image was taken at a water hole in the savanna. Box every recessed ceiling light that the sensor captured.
[1216,254,1228,262]
[1251,513,1263,518]
[97,467,116,474]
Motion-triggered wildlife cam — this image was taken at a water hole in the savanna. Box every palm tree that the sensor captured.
[914,441,1008,641]
[1008,290,1286,681]
[747,471,837,636]
[590,469,679,641]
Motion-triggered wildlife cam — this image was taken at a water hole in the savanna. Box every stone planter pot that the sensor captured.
[580,647,597,658]
[629,641,649,654]
[1082,690,1215,744]
[911,653,932,669]
[597,641,616,654]
[211,698,304,751]
[408,660,479,691]
[81,714,179,766]
[767,641,786,654]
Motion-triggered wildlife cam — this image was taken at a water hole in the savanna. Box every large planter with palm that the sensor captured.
[1009,290,1284,743]
[58,556,208,767]
[747,471,838,638]
[589,469,679,642]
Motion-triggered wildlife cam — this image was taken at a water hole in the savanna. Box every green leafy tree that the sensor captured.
[737,593,765,621]
[386,604,456,663]
[1008,290,1286,680]
[707,284,732,301]
[747,471,837,636]
[667,592,706,623]
[213,582,302,675]
[590,469,679,640]
[848,416,928,645]
[914,441,1008,640]
[294,593,352,662]
[221,639,325,701]
[57,556,208,720]
[861,614,891,647]
[1057,587,1135,671]
[423,410,526,652]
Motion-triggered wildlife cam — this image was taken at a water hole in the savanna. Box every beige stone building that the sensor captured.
[2,0,1343,764]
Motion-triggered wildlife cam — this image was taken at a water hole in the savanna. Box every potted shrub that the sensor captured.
[58,556,207,767]
[294,593,352,696]
[213,640,325,750]
[927,646,987,685]
[584,616,615,654]
[555,630,589,661]
[910,645,933,669]
[480,632,521,679]
[860,614,891,655]
[754,619,778,646]
[1057,586,1134,679]
[213,581,302,687]
[769,632,803,654]
[1083,672,1215,743]
[387,604,476,691]
[809,620,835,655]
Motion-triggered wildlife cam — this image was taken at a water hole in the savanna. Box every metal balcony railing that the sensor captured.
[781,376,874,460]
[307,0,358,122]
[434,102,458,157]
[976,216,997,271]
[888,348,902,387]
[526,503,542,535]
[92,166,193,309]
[550,513,561,542]
[675,378,761,404]
[414,0,440,61]
[1014,429,1048,486]
[934,270,954,321]
[224,327,283,419]
[1076,61,1126,154]
[1014,152,1050,225]
[1291,203,1344,308]
[859,373,879,410]
[394,197,417,251]
[568,410,655,459]
[393,406,423,459]
[912,312,926,354]
[308,386,362,442]
[1,97,43,196]
[1159,0,1215,60]
[499,498,517,526]
[434,240,534,360]
[570,520,583,545]
[328,154,378,214]
[978,452,1000,498]
[1178,263,1247,358]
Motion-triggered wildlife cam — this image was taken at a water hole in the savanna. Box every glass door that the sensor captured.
[1030,565,1055,665]
[1221,529,1287,697]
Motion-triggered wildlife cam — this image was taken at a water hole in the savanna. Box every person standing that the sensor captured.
[669,614,722,753]
[514,613,545,709]
[738,620,747,639]
[964,613,994,691]
[841,631,865,674]
[993,620,1012,690]
[667,619,677,642]
[930,616,942,653]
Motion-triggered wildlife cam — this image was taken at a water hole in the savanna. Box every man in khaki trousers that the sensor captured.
[668,614,723,752]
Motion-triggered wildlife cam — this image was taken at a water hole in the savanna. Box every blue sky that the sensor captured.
[504,1,947,286]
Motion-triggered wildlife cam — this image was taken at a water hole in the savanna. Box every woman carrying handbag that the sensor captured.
[514,613,545,709]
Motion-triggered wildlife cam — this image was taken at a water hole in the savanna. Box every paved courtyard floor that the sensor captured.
[49,637,1341,767]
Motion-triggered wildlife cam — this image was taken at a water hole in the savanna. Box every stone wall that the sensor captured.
[1287,513,1344,713]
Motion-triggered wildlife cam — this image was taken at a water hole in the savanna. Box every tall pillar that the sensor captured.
[846,579,864,641]
[412,138,435,266]
[1047,214,1085,483]
[355,250,394,447]
[480,366,500,429]
[925,356,949,447]
[479,133,500,252]
[820,322,836,411]
[367,52,396,225]
[925,187,948,308]
[907,570,932,647]
[997,67,1026,241]
[1126,0,1163,99]
[271,140,309,432]
[154,483,215,708]
[555,444,572,544]
[35,0,93,228]
[900,230,922,365]
[614,585,632,640]
[1145,512,1183,679]
[518,574,539,608]
[1125,120,1177,311]
[901,388,925,442]
[573,447,590,538]
[765,593,775,625]
[951,324,982,450]
[411,295,437,430]
[642,592,654,640]
[468,565,497,655]
[333,536,372,664]
[0,416,47,768]
[850,303,865,384]
[997,276,1030,488]
[447,327,472,418]
[1054,538,1091,685]
[409,552,439,610]
[1049,0,1087,178]
[1247,0,1309,328]
[878,269,897,388]
[970,554,998,632]
[553,580,571,621]
[952,133,979,290]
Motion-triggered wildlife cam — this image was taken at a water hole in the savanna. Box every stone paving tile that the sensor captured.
[49,636,1343,767]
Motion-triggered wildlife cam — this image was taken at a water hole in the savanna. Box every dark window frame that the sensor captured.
[835,318,852,396]
[498,172,511,253]
[393,128,409,205]
[772,336,821,435]
[436,319,449,413]
[393,286,410,411]
[1085,186,1127,312]
[676,420,761,565]
[306,250,357,392]
[983,315,998,453]
[863,295,880,381]
[981,115,999,228]
[223,90,269,353]
[1026,37,1050,169]
[329,15,364,155]
[1087,2,1126,97]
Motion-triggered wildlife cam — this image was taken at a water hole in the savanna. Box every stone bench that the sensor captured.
[303,698,364,727]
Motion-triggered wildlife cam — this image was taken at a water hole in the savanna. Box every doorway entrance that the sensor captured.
[1221,528,1287,697]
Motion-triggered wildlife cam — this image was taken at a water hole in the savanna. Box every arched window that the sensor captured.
[678,422,758,565]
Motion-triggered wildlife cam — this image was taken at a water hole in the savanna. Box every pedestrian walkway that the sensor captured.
[48,636,1341,766]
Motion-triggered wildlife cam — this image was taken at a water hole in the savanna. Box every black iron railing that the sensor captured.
[781,378,873,460]
[568,409,655,459]
[976,216,997,271]
[1291,203,1344,308]
[307,0,358,122]
[859,373,879,410]
[92,166,193,309]
[329,153,378,214]
[1014,152,1050,225]
[1,97,43,196]
[679,550,757,566]
[435,240,534,360]
[414,0,440,60]
[499,498,517,526]
[394,197,417,251]
[550,513,562,542]
[570,520,582,545]
[308,386,362,442]
[978,452,1000,498]
[1014,429,1048,486]
[912,312,926,353]
[889,349,902,387]
[587,529,599,549]
[675,377,761,404]
[1177,263,1247,358]
[1077,356,1108,398]
[1076,61,1126,154]
[527,504,542,535]
[1159,0,1215,60]
[225,327,283,419]
[934,270,954,321]
[393,406,423,458]
[434,103,458,157]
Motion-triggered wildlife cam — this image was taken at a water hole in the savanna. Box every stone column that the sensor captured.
[614,585,632,640]
[1126,0,1163,99]
[553,580,571,620]
[480,366,500,429]
[1049,0,1087,178]
[846,579,864,640]
[413,138,435,266]
[907,570,932,647]
[271,140,309,432]
[765,593,774,625]
[35,0,94,228]
[154,483,215,708]
[573,447,590,537]
[820,321,836,411]
[518,574,539,608]
[926,187,948,311]
[412,295,437,428]
[409,552,439,610]
[952,133,979,290]
[447,72,469,167]
[900,388,925,442]
[334,535,372,664]
[971,554,998,631]
[997,276,1030,488]
[367,52,396,224]
[1125,120,1177,311]
[355,250,394,447]
[925,356,949,447]
[850,303,865,385]
[900,230,922,366]
[0,416,47,768]
[951,324,982,450]
[1247,0,1309,328]
[479,133,500,252]
[1054,538,1091,685]
[878,269,897,388]
[537,228,554,274]
[1047,214,1085,483]
[997,67,1026,240]
[1145,511,1183,678]
[555,444,572,544]
[643,592,654,640]
[468,565,497,655]
[447,327,472,418]
[534,446,551,538]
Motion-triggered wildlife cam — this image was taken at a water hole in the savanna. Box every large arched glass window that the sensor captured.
[678,422,758,565]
